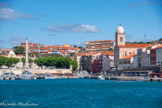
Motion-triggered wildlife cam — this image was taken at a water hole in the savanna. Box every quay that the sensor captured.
[84,76,162,82]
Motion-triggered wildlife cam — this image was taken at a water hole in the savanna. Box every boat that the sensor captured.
[19,70,36,80]
[3,72,16,80]
[45,74,57,79]
[136,77,148,81]
[36,74,45,79]
[98,75,105,80]
[79,75,84,79]
[0,76,4,80]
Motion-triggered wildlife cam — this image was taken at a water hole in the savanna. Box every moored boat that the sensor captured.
[45,74,58,79]
[98,75,105,80]
[0,76,3,80]
[19,70,36,80]
[136,77,148,81]
[3,72,16,80]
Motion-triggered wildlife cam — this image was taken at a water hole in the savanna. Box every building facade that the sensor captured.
[101,52,114,72]
[86,40,115,52]
[119,54,136,70]
[156,46,162,65]
[114,25,152,69]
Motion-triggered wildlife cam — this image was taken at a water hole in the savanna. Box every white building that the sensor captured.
[133,55,138,68]
[101,52,114,72]
[156,46,162,65]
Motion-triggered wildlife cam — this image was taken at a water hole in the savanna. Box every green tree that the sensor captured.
[13,46,25,54]
[69,53,75,57]
[159,38,162,41]
[34,58,45,67]
[21,58,33,64]
[70,60,78,71]
[108,48,113,51]
[138,41,145,44]
[0,56,7,67]
[34,56,75,69]
[0,56,19,68]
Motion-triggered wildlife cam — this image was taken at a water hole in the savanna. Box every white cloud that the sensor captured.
[46,24,100,33]
[0,7,33,20]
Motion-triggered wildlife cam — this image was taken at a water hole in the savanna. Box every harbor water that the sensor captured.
[0,79,162,108]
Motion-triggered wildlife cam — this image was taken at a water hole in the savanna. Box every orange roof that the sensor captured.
[102,52,114,55]
[59,51,72,54]
[75,52,100,56]
[120,54,136,60]
[70,57,74,60]
[118,44,150,48]
[151,44,162,50]
[156,46,162,49]
[48,50,59,52]
[88,40,115,43]
[0,49,13,51]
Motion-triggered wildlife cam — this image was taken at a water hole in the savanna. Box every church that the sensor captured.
[114,25,150,69]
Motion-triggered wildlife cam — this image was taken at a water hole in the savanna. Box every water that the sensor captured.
[0,79,162,108]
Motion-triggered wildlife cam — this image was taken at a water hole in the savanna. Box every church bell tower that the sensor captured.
[115,24,125,46]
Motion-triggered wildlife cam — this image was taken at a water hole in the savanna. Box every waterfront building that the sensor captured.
[133,55,138,68]
[119,54,136,70]
[101,52,114,72]
[150,44,162,65]
[136,47,150,68]
[156,46,162,65]
[114,24,152,69]
[85,40,115,52]
[75,52,102,73]
[91,52,102,73]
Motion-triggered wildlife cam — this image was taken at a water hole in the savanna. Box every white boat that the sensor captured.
[0,76,4,80]
[19,71,36,80]
[136,77,147,81]
[3,72,16,80]
[45,74,57,79]
[79,75,84,79]
[98,75,105,80]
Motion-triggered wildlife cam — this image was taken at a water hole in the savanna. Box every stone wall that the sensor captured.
[0,69,72,75]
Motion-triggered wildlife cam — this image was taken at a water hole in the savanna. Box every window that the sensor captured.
[120,37,123,42]
[137,49,142,55]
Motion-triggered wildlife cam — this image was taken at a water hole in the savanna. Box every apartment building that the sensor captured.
[20,42,79,56]
[101,52,114,72]
[119,54,136,70]
[156,46,162,65]
[85,40,115,52]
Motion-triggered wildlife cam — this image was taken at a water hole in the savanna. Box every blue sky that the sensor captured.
[0,0,162,49]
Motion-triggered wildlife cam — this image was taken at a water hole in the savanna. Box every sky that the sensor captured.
[0,0,162,49]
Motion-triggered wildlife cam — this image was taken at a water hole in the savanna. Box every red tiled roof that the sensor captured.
[120,54,136,60]
[75,52,100,56]
[88,40,115,43]
[48,50,59,52]
[102,52,114,55]
[118,44,150,48]
[1,49,13,51]
[70,57,74,60]
[151,44,162,50]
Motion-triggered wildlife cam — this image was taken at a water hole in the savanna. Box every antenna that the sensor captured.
[144,34,146,43]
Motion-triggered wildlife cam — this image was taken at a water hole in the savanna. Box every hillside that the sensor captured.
[126,38,162,44]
